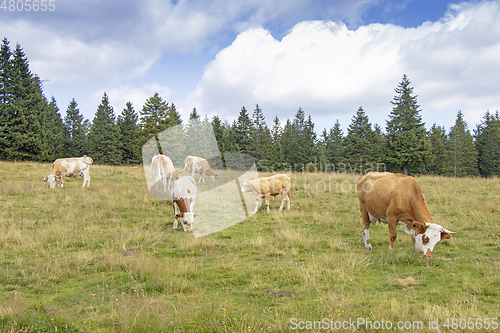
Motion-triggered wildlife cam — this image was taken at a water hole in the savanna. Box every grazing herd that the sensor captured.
[43,155,455,257]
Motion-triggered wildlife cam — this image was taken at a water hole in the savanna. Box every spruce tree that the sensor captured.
[343,106,375,170]
[2,43,46,161]
[137,92,172,153]
[386,74,433,175]
[474,111,500,177]
[234,106,252,155]
[250,104,273,169]
[211,115,227,156]
[87,93,120,164]
[184,108,205,157]
[326,120,345,170]
[270,116,283,168]
[0,38,13,160]
[427,124,449,175]
[117,101,139,165]
[64,99,87,157]
[445,111,478,177]
[44,96,68,161]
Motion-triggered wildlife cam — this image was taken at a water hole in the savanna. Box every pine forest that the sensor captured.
[1,38,499,177]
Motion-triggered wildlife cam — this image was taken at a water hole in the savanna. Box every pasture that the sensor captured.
[0,161,499,332]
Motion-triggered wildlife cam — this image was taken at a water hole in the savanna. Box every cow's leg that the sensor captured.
[278,193,286,212]
[359,200,372,250]
[162,176,167,192]
[199,172,206,184]
[253,199,262,214]
[387,216,398,250]
[173,203,178,229]
[60,174,65,188]
[265,194,271,213]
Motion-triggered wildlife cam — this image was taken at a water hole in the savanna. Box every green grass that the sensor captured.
[1,162,499,332]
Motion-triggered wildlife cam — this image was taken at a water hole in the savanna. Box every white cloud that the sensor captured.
[1,20,159,85]
[188,1,500,129]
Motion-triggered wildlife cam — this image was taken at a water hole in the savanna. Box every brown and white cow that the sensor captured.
[151,154,178,192]
[180,156,219,184]
[240,174,291,214]
[44,155,93,189]
[357,172,454,257]
[170,176,198,232]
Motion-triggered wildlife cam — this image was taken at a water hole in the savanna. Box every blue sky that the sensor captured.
[2,0,500,134]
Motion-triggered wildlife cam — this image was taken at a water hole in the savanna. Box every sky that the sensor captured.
[2,0,500,135]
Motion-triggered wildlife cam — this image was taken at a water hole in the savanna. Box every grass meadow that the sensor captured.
[0,161,499,332]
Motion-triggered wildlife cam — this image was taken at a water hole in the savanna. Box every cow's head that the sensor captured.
[241,180,252,194]
[176,212,199,232]
[44,175,57,189]
[83,155,93,165]
[412,221,454,258]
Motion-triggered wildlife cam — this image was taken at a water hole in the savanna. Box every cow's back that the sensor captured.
[358,172,430,222]
[262,174,291,196]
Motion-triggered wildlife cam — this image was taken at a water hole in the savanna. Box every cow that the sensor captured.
[180,156,219,184]
[240,174,291,214]
[151,154,178,192]
[43,155,93,189]
[170,176,198,232]
[357,172,455,258]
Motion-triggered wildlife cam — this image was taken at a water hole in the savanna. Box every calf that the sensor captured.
[151,154,178,192]
[181,156,219,183]
[357,172,454,257]
[170,176,198,232]
[241,174,291,214]
[44,155,93,188]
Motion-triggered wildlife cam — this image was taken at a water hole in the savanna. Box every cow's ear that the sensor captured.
[412,221,426,234]
[194,213,200,217]
[441,230,454,241]
[175,213,183,218]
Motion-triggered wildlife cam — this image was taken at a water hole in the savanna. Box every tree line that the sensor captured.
[1,38,499,177]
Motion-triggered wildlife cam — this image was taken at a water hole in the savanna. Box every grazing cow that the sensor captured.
[170,176,198,232]
[240,174,291,214]
[151,154,178,192]
[180,156,219,184]
[357,172,454,257]
[44,155,93,189]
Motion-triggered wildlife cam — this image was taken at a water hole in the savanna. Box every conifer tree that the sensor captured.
[445,111,478,177]
[184,108,202,156]
[234,106,252,155]
[117,101,139,165]
[474,111,500,177]
[270,116,284,168]
[386,74,433,175]
[87,93,120,164]
[44,96,68,161]
[211,115,227,156]
[250,104,273,169]
[343,106,374,169]
[303,114,317,165]
[1,42,46,161]
[427,124,449,175]
[0,38,13,160]
[326,120,344,170]
[280,118,294,169]
[64,99,87,157]
[137,92,172,153]
[371,124,386,168]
